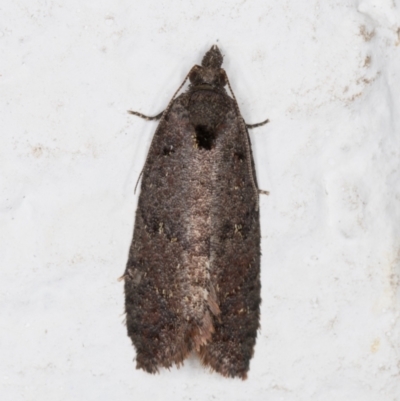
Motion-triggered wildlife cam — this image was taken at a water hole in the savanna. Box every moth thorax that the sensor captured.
[189,66,227,88]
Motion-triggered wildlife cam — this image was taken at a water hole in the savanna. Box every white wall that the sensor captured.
[1,0,399,400]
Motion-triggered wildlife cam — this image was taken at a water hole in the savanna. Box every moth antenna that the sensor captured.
[128,110,164,121]
[134,171,142,194]
[246,119,269,129]
[224,71,261,211]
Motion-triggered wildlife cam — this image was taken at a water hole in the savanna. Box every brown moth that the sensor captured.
[122,45,268,379]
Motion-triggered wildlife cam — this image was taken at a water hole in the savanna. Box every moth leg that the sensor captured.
[127,110,164,121]
[246,118,269,129]
[259,189,269,195]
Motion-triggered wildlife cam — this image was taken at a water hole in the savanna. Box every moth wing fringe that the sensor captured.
[197,347,248,380]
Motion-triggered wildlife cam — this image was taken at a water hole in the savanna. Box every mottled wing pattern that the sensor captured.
[198,104,261,379]
[124,88,261,379]
[124,94,196,372]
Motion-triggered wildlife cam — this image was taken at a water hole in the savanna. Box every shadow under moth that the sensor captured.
[122,45,268,379]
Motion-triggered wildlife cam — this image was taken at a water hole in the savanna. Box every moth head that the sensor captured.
[189,46,227,88]
[202,45,223,69]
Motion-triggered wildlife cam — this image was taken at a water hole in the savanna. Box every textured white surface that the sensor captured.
[1,0,400,400]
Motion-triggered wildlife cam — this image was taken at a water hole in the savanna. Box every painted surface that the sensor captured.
[1,0,399,399]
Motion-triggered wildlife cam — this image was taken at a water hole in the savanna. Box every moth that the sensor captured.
[122,45,268,379]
